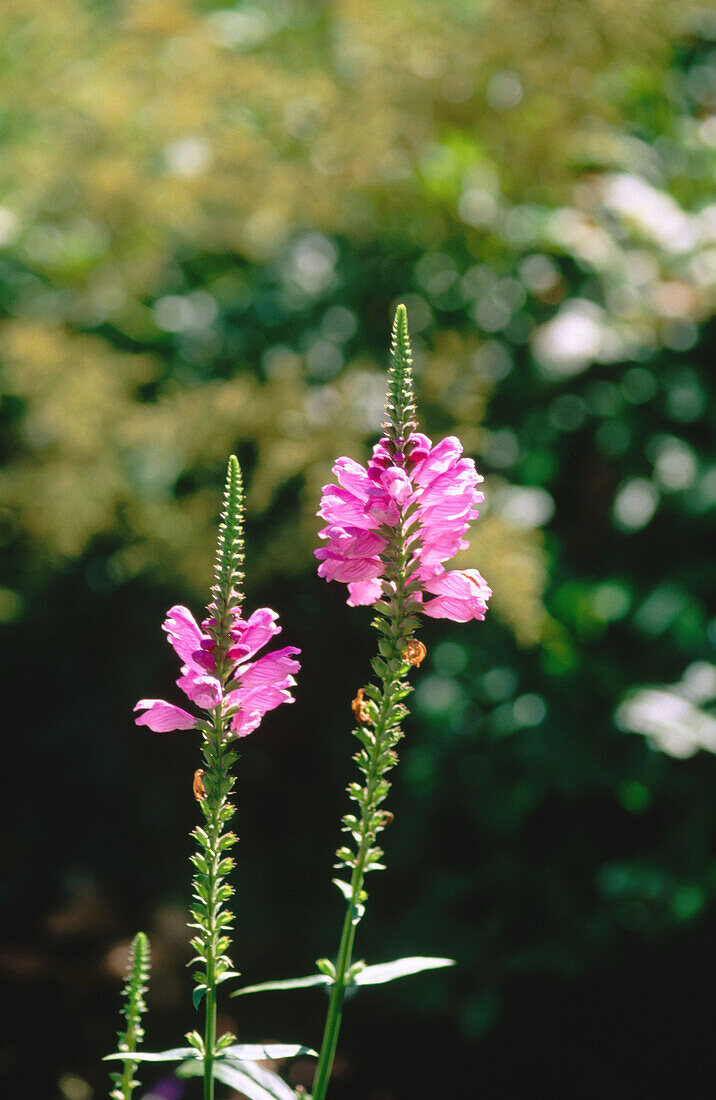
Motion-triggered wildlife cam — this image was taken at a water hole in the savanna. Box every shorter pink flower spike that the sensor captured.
[134,605,300,739]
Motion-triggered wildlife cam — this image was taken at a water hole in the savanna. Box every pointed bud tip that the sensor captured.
[227,454,242,485]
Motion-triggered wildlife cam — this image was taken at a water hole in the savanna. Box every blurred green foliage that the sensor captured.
[0,1,714,1097]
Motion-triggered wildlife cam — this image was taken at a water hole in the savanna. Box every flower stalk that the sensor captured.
[109,931,150,1100]
[311,307,423,1100]
[187,456,244,1100]
[131,454,300,1095]
[311,305,490,1098]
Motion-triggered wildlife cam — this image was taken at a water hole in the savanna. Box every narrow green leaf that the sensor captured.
[332,878,353,901]
[216,969,241,985]
[223,1044,317,1061]
[231,974,331,997]
[352,956,455,986]
[192,985,207,1010]
[104,1048,198,1063]
[178,1058,297,1100]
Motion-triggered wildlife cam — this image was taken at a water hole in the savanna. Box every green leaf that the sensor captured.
[332,877,353,900]
[371,656,389,679]
[352,956,455,986]
[231,974,331,997]
[216,969,241,985]
[223,1044,317,1060]
[104,1047,198,1063]
[192,984,207,1010]
[178,1058,297,1100]
[350,900,365,925]
[186,1030,204,1052]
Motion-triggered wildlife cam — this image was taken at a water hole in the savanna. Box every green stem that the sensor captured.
[109,931,149,1100]
[311,598,409,1100]
[203,796,218,1100]
[118,1019,138,1100]
[312,309,418,1099]
[201,723,230,1100]
[204,985,216,1100]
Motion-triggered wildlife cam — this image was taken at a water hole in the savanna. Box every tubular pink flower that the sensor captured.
[163,605,213,670]
[135,605,300,737]
[315,431,489,624]
[134,699,198,732]
[233,646,301,689]
[347,578,384,606]
[226,607,281,662]
[229,680,297,738]
[420,569,492,622]
[176,672,223,709]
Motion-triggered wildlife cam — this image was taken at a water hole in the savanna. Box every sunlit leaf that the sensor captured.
[104,1047,197,1062]
[352,957,455,986]
[231,974,331,997]
[178,1058,297,1100]
[223,1044,317,1060]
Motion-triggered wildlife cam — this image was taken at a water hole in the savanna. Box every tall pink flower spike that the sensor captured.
[315,385,491,621]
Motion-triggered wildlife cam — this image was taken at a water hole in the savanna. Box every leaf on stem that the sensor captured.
[178,1058,298,1100]
[222,1044,317,1060]
[104,1047,198,1063]
[352,956,455,986]
[231,974,331,997]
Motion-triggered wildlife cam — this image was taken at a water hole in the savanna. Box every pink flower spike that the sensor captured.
[134,699,198,732]
[316,429,488,614]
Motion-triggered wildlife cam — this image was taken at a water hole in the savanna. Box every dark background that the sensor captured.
[0,2,714,1097]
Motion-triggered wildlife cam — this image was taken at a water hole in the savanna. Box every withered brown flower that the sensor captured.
[351,687,371,725]
[403,639,427,666]
[192,768,206,801]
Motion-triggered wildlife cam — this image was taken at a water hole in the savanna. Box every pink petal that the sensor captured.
[317,555,384,583]
[134,699,197,732]
[227,682,296,737]
[163,605,213,667]
[230,709,264,738]
[176,673,223,709]
[412,436,464,485]
[318,485,377,529]
[420,569,491,622]
[420,596,488,622]
[423,569,491,599]
[235,647,301,689]
[380,465,413,506]
[227,607,281,662]
[347,578,384,606]
[333,456,373,496]
[317,525,386,557]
